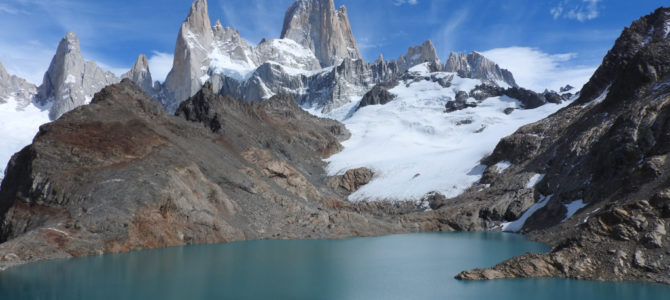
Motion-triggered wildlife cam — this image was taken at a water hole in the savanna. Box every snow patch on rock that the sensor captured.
[562,199,588,222]
[494,161,512,173]
[526,173,546,188]
[502,194,552,232]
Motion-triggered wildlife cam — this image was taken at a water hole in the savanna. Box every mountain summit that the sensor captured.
[35,32,119,120]
[281,0,361,67]
[122,54,154,94]
[163,0,214,110]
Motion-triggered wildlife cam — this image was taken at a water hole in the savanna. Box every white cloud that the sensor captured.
[394,0,418,5]
[148,51,173,83]
[550,0,601,22]
[481,47,597,92]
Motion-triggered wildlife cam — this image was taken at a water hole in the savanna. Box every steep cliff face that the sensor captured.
[280,0,361,67]
[36,32,119,120]
[453,7,670,284]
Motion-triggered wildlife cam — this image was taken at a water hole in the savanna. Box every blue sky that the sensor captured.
[0,0,666,91]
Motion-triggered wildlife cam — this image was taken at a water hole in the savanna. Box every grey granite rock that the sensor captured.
[122,54,155,95]
[444,51,517,87]
[280,0,361,67]
[403,40,441,69]
[35,32,119,120]
[163,0,214,112]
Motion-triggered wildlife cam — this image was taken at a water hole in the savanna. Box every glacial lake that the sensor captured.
[0,232,668,299]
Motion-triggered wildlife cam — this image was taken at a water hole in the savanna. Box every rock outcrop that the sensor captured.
[444,52,517,87]
[122,54,155,95]
[35,32,119,120]
[453,7,670,284]
[0,62,36,108]
[280,0,361,67]
[357,84,397,110]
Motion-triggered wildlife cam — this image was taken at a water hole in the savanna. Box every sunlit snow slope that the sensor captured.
[0,99,50,179]
[323,64,570,202]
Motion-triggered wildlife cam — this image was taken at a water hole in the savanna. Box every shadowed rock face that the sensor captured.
[453,7,670,284]
[281,0,361,68]
[0,79,457,271]
[36,32,120,120]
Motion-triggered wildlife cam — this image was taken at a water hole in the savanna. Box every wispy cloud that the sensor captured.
[550,0,602,22]
[0,4,21,15]
[148,51,174,83]
[481,47,597,92]
[394,0,418,6]
[431,7,470,58]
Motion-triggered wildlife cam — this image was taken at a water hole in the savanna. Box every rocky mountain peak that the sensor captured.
[576,7,670,105]
[36,31,119,120]
[280,0,361,67]
[122,54,154,94]
[403,40,441,68]
[444,51,517,87]
[185,0,211,35]
[164,0,215,112]
[0,60,36,106]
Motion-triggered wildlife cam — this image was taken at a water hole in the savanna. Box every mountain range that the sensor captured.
[0,0,669,285]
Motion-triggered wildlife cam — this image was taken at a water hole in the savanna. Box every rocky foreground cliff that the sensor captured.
[453,7,670,284]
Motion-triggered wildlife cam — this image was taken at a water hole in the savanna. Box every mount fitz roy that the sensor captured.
[0,0,519,119]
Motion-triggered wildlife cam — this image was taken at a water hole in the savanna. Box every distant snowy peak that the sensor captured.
[402,40,441,69]
[444,51,517,88]
[36,32,119,120]
[0,61,36,108]
[161,0,328,112]
[280,0,361,67]
[122,54,154,94]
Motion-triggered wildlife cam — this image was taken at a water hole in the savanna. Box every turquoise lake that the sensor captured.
[0,232,668,299]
